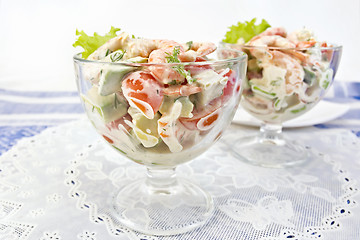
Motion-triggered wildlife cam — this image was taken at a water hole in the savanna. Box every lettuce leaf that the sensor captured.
[73,26,121,59]
[222,18,271,44]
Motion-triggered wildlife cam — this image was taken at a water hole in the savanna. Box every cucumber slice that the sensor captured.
[303,67,317,86]
[319,68,333,90]
[251,85,277,99]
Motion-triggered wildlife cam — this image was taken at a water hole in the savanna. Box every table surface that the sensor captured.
[0,81,360,240]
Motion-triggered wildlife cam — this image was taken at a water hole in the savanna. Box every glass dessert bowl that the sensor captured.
[74,44,247,235]
[221,29,342,168]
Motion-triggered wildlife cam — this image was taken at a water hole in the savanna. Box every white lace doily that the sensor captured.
[1,119,360,240]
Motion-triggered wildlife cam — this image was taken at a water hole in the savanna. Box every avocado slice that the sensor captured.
[82,87,128,123]
[98,57,148,96]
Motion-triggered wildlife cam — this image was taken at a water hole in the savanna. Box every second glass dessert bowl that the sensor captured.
[222,42,342,168]
[74,48,247,235]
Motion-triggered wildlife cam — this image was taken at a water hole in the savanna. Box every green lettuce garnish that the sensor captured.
[73,26,121,59]
[222,18,271,44]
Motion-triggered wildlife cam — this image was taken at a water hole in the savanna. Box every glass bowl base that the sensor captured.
[112,178,214,236]
[232,135,310,168]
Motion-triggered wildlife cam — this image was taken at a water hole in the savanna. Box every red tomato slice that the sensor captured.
[107,114,132,132]
[320,42,334,62]
[221,69,239,103]
[179,98,222,131]
[122,71,164,119]
[184,57,212,75]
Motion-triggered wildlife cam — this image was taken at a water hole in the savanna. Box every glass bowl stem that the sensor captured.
[259,122,285,146]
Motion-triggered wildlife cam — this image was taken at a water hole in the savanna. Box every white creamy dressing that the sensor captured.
[157,100,183,153]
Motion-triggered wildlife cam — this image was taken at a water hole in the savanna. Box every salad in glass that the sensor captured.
[73,27,247,234]
[74,27,243,166]
[221,19,342,167]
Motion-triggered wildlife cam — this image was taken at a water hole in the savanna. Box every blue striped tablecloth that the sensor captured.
[0,82,359,156]
[0,82,360,240]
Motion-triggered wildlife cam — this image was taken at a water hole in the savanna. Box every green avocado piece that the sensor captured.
[83,87,128,123]
[98,65,135,96]
[98,57,148,96]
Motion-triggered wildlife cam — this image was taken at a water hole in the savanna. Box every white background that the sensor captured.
[0,0,359,91]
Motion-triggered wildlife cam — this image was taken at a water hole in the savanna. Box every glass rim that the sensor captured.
[73,48,248,67]
[220,42,343,51]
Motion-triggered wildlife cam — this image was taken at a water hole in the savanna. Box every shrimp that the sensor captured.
[295,40,317,49]
[256,27,287,38]
[247,27,288,48]
[148,40,187,84]
[125,38,158,58]
[179,42,217,62]
[248,34,308,63]
[162,85,202,97]
[248,35,296,60]
[88,35,182,61]
[148,39,185,63]
[269,50,305,94]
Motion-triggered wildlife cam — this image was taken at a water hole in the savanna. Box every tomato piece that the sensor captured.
[179,98,222,131]
[320,42,334,62]
[107,114,132,132]
[196,108,222,131]
[296,40,317,48]
[122,71,164,119]
[221,69,239,103]
[185,57,212,75]
[102,135,114,144]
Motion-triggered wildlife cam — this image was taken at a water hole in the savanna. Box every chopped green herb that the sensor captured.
[174,65,196,83]
[165,46,181,63]
[186,41,193,51]
[291,106,306,114]
[169,80,178,85]
[110,50,126,62]
[274,98,281,107]
[105,49,110,57]
[165,46,196,83]
[253,86,276,97]
[112,145,127,155]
